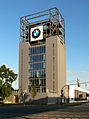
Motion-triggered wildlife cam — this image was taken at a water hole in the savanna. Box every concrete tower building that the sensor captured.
[19,8,66,104]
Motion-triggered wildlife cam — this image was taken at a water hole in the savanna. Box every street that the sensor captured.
[0,104,89,119]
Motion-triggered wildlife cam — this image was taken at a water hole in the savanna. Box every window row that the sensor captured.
[29,70,46,78]
[36,87,46,93]
[29,79,46,87]
[28,85,46,93]
[29,54,46,62]
[29,45,46,55]
[28,79,46,92]
[29,62,46,70]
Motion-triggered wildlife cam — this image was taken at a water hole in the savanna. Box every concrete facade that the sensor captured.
[19,36,66,104]
[46,36,66,97]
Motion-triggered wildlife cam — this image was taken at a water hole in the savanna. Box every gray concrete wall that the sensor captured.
[46,36,58,94]
[19,42,29,92]
[57,36,66,96]
[46,36,66,97]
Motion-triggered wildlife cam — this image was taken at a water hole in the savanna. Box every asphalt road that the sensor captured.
[0,104,89,119]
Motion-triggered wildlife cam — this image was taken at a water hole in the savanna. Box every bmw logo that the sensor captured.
[32,28,41,38]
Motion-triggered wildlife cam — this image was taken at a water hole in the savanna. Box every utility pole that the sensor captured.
[77,78,80,103]
[77,78,78,103]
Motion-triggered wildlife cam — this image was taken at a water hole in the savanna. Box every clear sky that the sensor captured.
[0,0,89,89]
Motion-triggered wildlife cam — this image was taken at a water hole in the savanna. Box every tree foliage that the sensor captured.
[31,85,37,100]
[0,65,17,99]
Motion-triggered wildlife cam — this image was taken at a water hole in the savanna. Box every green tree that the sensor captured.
[31,85,37,100]
[0,65,17,99]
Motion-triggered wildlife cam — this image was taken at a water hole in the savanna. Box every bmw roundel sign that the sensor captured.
[30,26,43,42]
[32,29,41,38]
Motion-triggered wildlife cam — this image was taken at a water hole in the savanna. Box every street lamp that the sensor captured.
[61,84,69,104]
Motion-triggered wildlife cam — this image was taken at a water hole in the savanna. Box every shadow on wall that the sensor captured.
[19,93,69,104]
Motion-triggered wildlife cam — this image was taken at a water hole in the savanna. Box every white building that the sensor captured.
[69,85,89,102]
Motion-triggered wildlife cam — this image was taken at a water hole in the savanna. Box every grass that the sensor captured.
[64,101,89,106]
[0,101,89,107]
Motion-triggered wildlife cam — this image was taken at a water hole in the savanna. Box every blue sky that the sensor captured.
[0,0,89,89]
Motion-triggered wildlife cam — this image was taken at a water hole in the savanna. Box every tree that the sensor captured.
[0,65,17,99]
[30,85,37,101]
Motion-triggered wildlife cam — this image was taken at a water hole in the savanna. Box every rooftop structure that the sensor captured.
[20,7,65,44]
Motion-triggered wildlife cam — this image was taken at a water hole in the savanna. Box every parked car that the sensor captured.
[0,97,3,104]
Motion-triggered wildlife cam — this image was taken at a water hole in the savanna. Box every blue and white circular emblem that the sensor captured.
[32,28,41,38]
